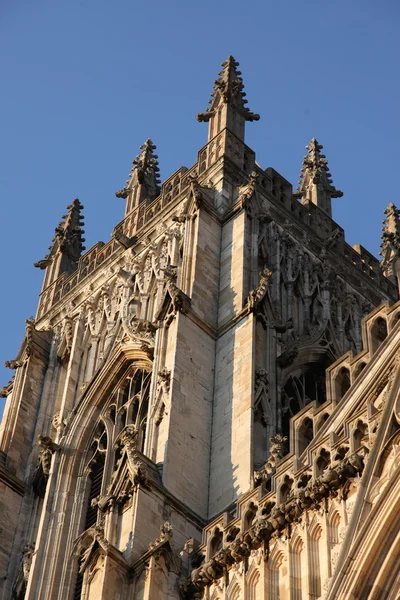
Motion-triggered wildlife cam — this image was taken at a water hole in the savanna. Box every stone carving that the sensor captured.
[4,359,24,370]
[255,434,288,484]
[191,450,365,592]
[0,376,14,397]
[113,426,149,489]
[246,267,272,313]
[75,525,111,574]
[148,521,173,551]
[37,435,60,476]
[237,171,259,212]
[157,368,171,394]
[57,316,74,364]
[12,544,35,599]
[188,173,204,210]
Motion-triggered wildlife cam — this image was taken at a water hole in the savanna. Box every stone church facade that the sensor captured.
[1,56,400,599]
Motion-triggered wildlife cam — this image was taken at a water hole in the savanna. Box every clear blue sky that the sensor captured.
[1,0,399,418]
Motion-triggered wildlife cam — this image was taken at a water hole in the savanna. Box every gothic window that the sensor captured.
[281,365,327,442]
[353,361,366,379]
[309,525,322,598]
[80,366,151,532]
[334,367,350,401]
[297,417,313,456]
[371,317,388,352]
[353,420,368,451]
[243,502,258,531]
[316,412,329,432]
[328,511,340,547]
[73,364,152,598]
[289,536,303,600]
[279,475,293,504]
[248,568,262,600]
[268,551,283,599]
[316,449,330,476]
[209,528,223,557]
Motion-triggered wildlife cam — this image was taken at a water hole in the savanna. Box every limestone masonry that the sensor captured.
[2,56,400,600]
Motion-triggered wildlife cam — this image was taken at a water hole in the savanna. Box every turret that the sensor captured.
[34,198,85,290]
[294,138,343,218]
[197,55,260,143]
[116,139,161,215]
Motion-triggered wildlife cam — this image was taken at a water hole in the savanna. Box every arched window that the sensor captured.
[353,361,366,379]
[282,364,327,443]
[243,502,258,531]
[334,367,350,401]
[297,417,313,455]
[309,525,322,598]
[328,511,340,547]
[280,475,293,504]
[74,362,152,598]
[289,536,303,600]
[353,420,368,451]
[316,412,329,432]
[268,550,284,599]
[371,317,388,352]
[248,567,262,600]
[316,449,330,476]
[209,528,223,557]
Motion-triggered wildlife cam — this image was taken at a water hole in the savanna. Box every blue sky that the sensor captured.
[1,0,399,418]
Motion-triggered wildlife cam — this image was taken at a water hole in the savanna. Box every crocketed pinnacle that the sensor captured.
[197,55,260,123]
[34,199,85,270]
[297,139,343,200]
[294,138,343,217]
[380,202,400,266]
[115,139,161,200]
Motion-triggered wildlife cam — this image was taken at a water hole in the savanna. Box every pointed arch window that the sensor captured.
[73,360,152,598]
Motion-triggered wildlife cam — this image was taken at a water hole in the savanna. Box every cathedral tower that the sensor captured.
[1,57,399,600]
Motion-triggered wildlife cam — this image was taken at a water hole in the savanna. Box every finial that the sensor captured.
[34,198,85,274]
[116,139,161,212]
[197,56,260,143]
[294,138,343,218]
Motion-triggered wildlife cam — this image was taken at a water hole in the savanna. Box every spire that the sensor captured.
[197,56,260,142]
[34,199,85,280]
[294,139,343,218]
[380,202,400,285]
[116,139,161,215]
